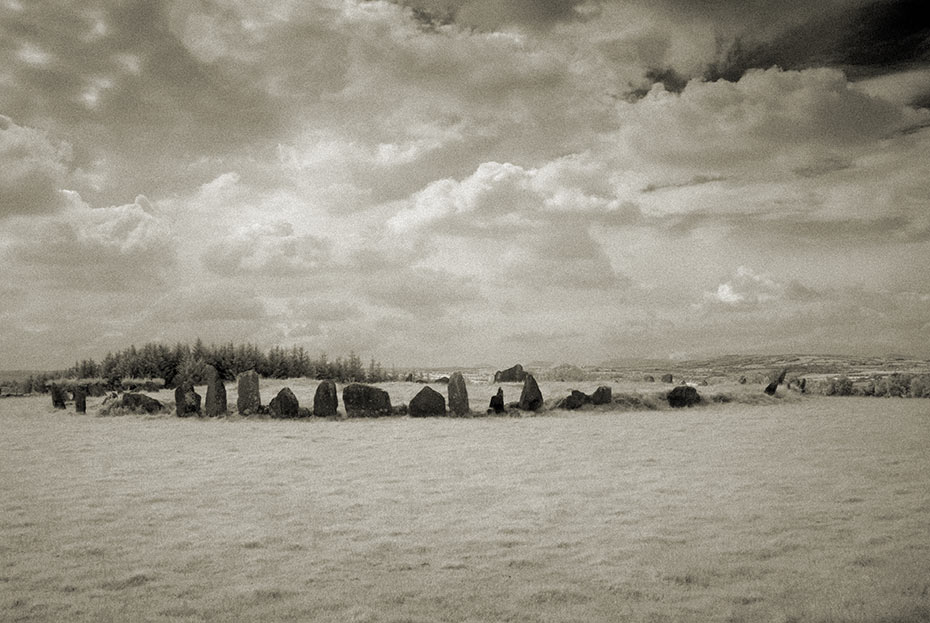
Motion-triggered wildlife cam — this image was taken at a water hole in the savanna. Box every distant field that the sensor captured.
[1,390,928,622]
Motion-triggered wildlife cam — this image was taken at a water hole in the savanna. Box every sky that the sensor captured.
[1,0,929,370]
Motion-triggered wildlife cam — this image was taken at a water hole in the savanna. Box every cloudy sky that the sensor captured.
[2,0,929,370]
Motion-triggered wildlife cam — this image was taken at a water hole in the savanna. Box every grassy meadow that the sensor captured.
[1,379,929,622]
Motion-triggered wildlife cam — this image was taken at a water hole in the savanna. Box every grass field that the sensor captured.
[1,384,929,622]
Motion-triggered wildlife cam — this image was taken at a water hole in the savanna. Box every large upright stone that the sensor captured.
[237,370,261,415]
[269,387,299,419]
[518,374,544,411]
[313,380,338,417]
[343,383,391,418]
[204,364,227,417]
[175,383,202,417]
[50,384,67,409]
[447,372,469,416]
[73,386,87,413]
[494,364,527,383]
[409,386,446,417]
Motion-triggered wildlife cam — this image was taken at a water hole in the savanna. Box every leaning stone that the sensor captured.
[203,365,227,417]
[50,384,67,409]
[764,382,778,396]
[343,383,392,418]
[175,384,202,417]
[518,374,544,411]
[447,372,469,416]
[269,387,299,419]
[313,380,338,418]
[668,385,700,408]
[488,387,505,414]
[73,386,87,413]
[237,370,262,415]
[409,386,446,417]
[590,386,612,405]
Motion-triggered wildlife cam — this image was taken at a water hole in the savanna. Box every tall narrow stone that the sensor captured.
[237,369,261,415]
[488,387,505,413]
[204,364,227,417]
[447,372,469,416]
[73,386,87,413]
[313,380,338,417]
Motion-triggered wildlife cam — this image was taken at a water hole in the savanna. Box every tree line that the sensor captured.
[4,340,398,393]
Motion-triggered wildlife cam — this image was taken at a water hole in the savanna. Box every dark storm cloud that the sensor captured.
[705,0,930,82]
[387,0,587,30]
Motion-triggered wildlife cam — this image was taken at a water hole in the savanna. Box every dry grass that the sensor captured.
[1,385,928,622]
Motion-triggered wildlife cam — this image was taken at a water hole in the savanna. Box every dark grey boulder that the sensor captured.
[488,387,505,413]
[313,380,338,417]
[204,365,227,417]
[447,372,469,416]
[558,390,590,410]
[494,364,527,383]
[643,375,655,382]
[269,387,299,419]
[409,386,446,417]
[661,374,674,383]
[175,384,202,418]
[237,370,261,415]
[518,374,544,411]
[591,386,612,405]
[298,407,312,418]
[668,385,700,408]
[343,383,392,418]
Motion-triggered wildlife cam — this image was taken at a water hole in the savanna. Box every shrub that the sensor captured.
[909,374,930,398]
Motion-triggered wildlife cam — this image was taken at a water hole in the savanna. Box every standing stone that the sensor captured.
[447,372,469,416]
[73,386,87,413]
[237,369,261,415]
[342,383,392,418]
[661,374,674,383]
[313,380,339,418]
[50,384,67,409]
[203,364,227,417]
[269,387,299,419]
[175,383,202,417]
[488,387,505,414]
[591,386,612,405]
[518,374,544,411]
[409,386,446,417]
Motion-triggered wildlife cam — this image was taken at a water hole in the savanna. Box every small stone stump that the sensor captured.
[204,364,227,417]
[518,374,544,411]
[269,387,300,419]
[409,386,446,417]
[343,383,392,418]
[668,385,700,408]
[313,380,338,417]
[447,372,469,416]
[121,393,164,414]
[488,387,505,414]
[73,386,87,413]
[558,390,590,410]
[175,383,202,417]
[237,370,262,415]
[591,386,612,405]
[50,384,67,409]
[661,374,674,383]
